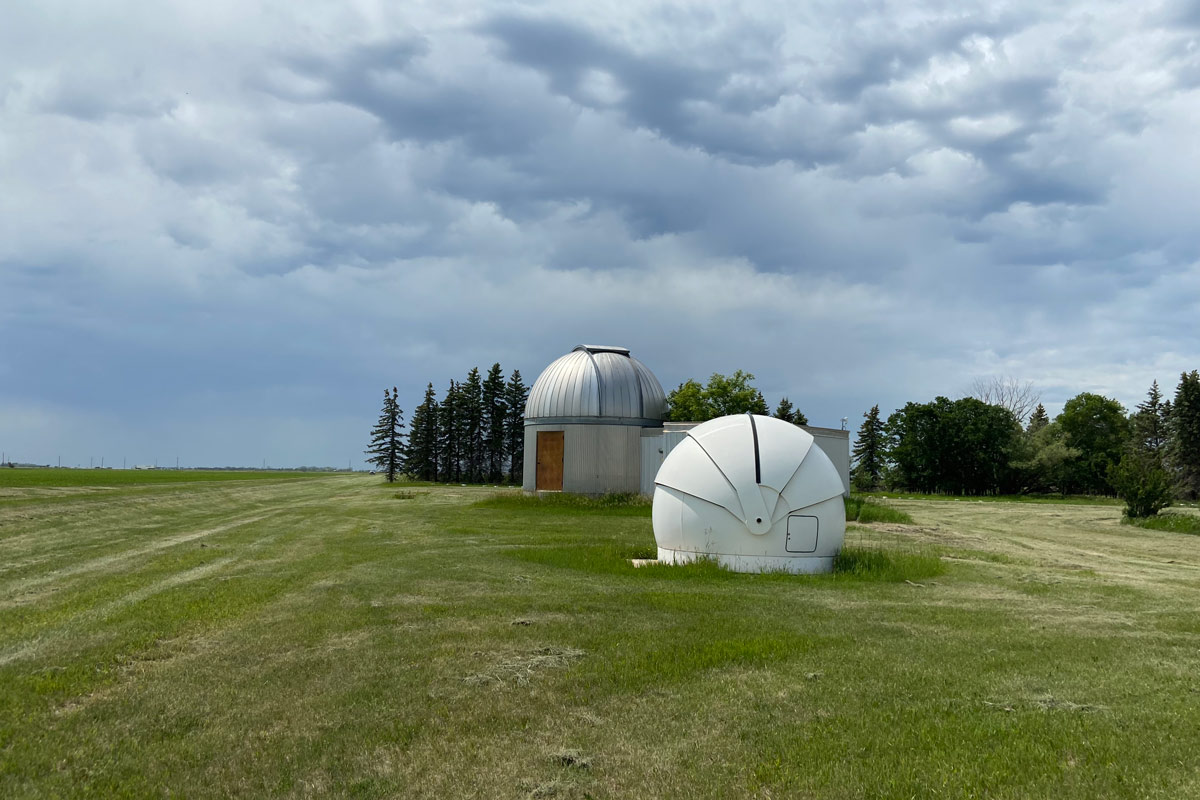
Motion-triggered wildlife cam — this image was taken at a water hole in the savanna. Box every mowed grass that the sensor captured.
[2,477,1200,798]
[0,467,329,489]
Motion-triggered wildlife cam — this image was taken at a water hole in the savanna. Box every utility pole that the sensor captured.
[176,456,179,470]
[90,457,93,468]
[122,457,126,469]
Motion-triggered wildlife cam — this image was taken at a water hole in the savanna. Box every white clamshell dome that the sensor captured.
[653,414,846,573]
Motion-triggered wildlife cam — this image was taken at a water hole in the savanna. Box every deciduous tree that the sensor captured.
[1056,393,1130,495]
[667,371,769,421]
[969,376,1040,425]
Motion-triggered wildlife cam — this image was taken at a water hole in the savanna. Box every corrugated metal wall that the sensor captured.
[641,424,851,497]
[522,420,851,498]
[640,429,689,496]
[523,423,645,495]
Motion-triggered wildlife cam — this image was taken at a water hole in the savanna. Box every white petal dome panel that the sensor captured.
[652,413,846,574]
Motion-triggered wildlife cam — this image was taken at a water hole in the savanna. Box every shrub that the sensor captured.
[1108,453,1173,518]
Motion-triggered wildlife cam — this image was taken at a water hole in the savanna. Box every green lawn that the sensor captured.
[2,474,1199,798]
[0,467,331,489]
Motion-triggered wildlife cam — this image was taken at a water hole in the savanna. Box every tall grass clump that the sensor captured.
[1124,512,1200,536]
[845,495,915,524]
[833,545,945,582]
[473,491,652,516]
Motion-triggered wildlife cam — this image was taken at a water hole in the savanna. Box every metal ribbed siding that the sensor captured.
[641,423,851,496]
[631,358,667,420]
[525,345,666,424]
[523,423,643,495]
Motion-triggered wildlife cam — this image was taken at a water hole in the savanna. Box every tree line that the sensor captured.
[366,365,529,484]
[850,372,1200,511]
[667,371,808,424]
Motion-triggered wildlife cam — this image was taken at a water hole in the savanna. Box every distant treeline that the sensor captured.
[851,372,1200,502]
[367,365,528,484]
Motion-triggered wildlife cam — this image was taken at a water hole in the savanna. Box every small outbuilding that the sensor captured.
[522,345,667,495]
[652,413,846,573]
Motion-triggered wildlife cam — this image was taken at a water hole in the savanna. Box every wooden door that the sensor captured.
[536,431,565,491]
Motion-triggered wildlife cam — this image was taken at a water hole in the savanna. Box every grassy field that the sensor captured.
[2,473,1200,798]
[0,468,331,489]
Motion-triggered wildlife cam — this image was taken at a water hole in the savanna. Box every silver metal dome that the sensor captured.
[525,345,667,425]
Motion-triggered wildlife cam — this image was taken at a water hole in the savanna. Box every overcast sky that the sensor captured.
[3,1,1199,468]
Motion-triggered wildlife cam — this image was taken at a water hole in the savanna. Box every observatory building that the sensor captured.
[522,345,668,495]
[522,345,851,497]
[652,414,847,573]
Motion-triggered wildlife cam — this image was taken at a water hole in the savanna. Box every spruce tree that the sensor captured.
[772,397,809,426]
[405,383,439,481]
[1027,403,1049,434]
[1170,370,1200,500]
[503,370,528,482]
[460,367,484,482]
[365,387,405,483]
[482,363,507,482]
[850,404,887,491]
[1132,380,1170,466]
[437,381,461,482]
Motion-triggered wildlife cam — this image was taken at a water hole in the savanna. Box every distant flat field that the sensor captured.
[2,476,1200,798]
[0,467,331,490]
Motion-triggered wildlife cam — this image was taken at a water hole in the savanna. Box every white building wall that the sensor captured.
[639,423,851,497]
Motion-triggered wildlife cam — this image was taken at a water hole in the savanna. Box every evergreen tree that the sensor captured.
[1132,380,1170,467]
[365,387,405,483]
[751,390,770,415]
[851,404,887,491]
[773,397,795,423]
[405,383,439,481]
[503,370,528,482]
[482,363,507,482]
[460,367,484,482]
[772,397,809,426]
[437,381,461,482]
[1026,403,1049,434]
[1170,370,1200,500]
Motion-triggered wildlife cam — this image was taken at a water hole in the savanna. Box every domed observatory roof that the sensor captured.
[525,345,667,426]
[653,414,846,573]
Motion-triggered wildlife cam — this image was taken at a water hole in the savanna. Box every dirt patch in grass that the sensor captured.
[463,646,586,688]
